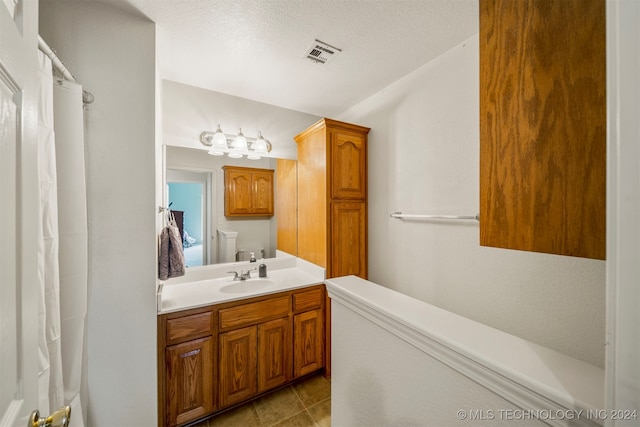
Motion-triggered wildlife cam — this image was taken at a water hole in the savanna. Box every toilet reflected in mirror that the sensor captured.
[217,229,237,264]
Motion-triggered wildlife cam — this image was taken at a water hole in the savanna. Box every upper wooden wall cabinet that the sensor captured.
[223,166,274,217]
[479,0,606,260]
[295,118,370,278]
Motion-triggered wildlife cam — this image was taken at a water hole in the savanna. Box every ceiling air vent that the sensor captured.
[304,39,342,65]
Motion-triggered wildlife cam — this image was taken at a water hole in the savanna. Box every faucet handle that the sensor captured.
[227,271,240,280]
[240,268,257,280]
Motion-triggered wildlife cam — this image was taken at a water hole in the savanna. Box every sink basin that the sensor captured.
[219,279,276,294]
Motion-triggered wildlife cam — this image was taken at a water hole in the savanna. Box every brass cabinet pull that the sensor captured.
[30,405,71,427]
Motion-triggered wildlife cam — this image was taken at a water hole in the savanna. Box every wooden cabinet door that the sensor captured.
[224,169,253,216]
[276,158,298,255]
[252,171,274,216]
[223,166,274,217]
[166,337,214,426]
[479,0,606,259]
[330,130,367,200]
[330,202,367,279]
[219,327,257,408]
[293,309,324,378]
[258,317,292,393]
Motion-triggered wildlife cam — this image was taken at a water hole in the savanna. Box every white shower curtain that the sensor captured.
[37,50,88,427]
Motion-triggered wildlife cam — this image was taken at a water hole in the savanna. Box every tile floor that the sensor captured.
[192,373,331,427]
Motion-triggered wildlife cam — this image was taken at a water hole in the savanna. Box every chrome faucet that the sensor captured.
[240,268,257,280]
[228,268,257,281]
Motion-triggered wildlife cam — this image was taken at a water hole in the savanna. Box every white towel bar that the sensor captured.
[390,211,479,221]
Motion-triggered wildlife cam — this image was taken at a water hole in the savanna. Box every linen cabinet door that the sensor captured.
[330,202,367,279]
[219,326,258,407]
[293,309,324,378]
[166,337,214,426]
[330,130,367,200]
[258,317,292,393]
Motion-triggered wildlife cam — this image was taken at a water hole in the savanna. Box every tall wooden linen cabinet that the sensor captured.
[294,118,370,376]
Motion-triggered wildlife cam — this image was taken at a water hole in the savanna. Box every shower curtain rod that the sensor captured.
[38,36,95,104]
[390,211,480,221]
[38,36,76,82]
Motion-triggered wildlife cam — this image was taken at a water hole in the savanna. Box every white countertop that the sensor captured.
[158,256,325,314]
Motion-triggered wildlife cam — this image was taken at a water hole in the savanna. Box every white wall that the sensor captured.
[338,34,606,367]
[331,301,532,427]
[39,2,158,426]
[605,0,640,418]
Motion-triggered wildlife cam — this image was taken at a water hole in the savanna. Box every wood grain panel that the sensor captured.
[295,123,328,268]
[479,0,606,259]
[224,168,252,216]
[293,287,323,313]
[276,158,298,256]
[218,296,290,331]
[330,202,367,278]
[219,327,257,408]
[258,317,292,393]
[166,311,213,344]
[166,337,214,426]
[252,170,274,215]
[293,309,324,378]
[330,131,366,200]
[223,166,274,217]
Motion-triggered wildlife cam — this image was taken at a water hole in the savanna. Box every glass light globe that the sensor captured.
[252,131,269,155]
[229,129,248,158]
[208,124,227,156]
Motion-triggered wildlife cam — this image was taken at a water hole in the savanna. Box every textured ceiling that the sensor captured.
[124,0,479,117]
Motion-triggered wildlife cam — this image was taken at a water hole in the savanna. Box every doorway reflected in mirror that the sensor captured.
[166,169,212,267]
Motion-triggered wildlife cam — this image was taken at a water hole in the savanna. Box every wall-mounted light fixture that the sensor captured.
[200,125,272,160]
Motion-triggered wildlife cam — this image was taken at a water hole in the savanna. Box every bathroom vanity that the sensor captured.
[157,258,326,427]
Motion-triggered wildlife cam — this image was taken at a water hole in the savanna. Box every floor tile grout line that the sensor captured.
[292,377,331,410]
[306,397,330,427]
[290,384,317,426]
[205,376,330,427]
[291,384,309,410]
[263,407,309,427]
[250,399,266,427]
[259,384,309,427]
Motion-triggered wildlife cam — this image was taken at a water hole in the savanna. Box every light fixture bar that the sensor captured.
[199,126,272,159]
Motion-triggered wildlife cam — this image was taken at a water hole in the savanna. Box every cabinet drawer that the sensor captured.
[166,311,213,343]
[219,296,290,331]
[293,287,322,313]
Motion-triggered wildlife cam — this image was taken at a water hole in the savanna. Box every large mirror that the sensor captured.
[162,79,321,266]
[165,145,278,266]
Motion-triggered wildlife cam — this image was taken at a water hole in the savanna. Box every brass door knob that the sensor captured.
[30,405,71,427]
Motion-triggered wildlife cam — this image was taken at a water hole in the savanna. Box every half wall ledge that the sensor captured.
[326,275,604,427]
